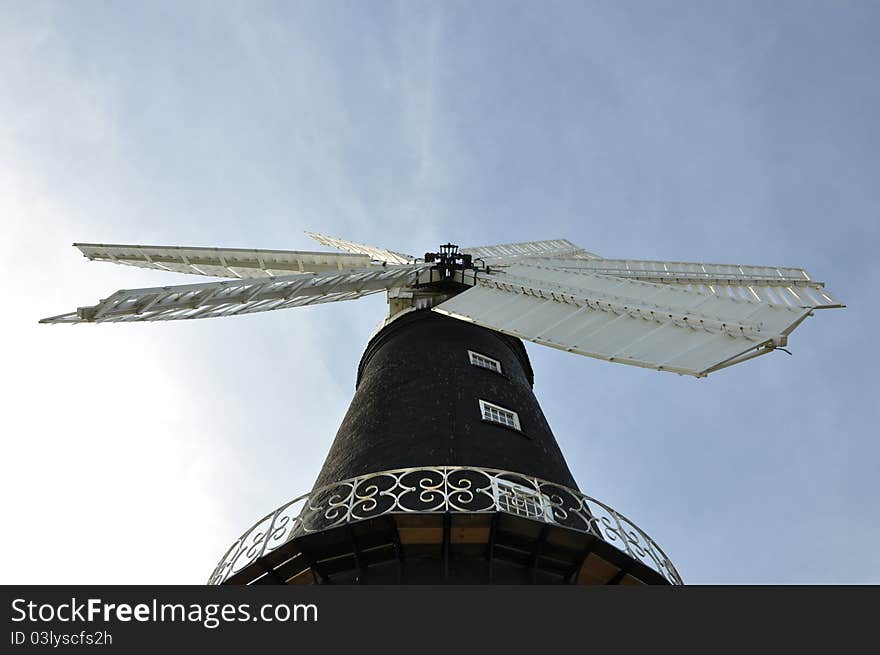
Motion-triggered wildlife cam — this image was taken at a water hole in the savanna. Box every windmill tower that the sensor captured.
[41,233,843,585]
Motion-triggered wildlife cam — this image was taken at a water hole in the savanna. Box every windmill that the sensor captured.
[41,233,843,585]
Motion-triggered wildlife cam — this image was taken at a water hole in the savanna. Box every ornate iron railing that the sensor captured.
[208,466,683,585]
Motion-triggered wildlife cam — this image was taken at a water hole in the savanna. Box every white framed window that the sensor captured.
[492,479,555,521]
[479,399,521,431]
[468,350,502,374]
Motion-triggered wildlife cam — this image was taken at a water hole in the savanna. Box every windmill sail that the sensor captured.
[44,233,843,378]
[74,243,376,279]
[40,265,429,324]
[433,264,813,377]
[461,239,600,263]
[305,232,414,264]
[508,258,842,309]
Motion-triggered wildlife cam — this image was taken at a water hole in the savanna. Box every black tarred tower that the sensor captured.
[207,244,682,585]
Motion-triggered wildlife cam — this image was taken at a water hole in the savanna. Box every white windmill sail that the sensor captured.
[461,239,601,263]
[509,257,842,309]
[74,243,376,279]
[305,231,414,264]
[432,264,815,377]
[42,232,843,378]
[40,265,430,324]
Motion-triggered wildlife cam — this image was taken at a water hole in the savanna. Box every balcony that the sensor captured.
[208,466,682,585]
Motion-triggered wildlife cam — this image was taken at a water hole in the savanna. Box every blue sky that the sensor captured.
[2,1,877,583]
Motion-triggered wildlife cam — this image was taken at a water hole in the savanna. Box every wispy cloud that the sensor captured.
[2,0,877,584]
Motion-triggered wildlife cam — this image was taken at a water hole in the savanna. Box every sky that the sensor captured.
[2,1,877,584]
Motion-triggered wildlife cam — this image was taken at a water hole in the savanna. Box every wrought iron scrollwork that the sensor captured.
[208,465,683,586]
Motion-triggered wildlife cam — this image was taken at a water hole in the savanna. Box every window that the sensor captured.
[479,399,521,431]
[492,479,555,521]
[468,350,502,374]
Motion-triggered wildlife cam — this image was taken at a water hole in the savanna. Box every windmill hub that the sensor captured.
[423,243,474,280]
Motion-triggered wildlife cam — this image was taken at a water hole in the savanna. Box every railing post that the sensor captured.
[347,474,359,522]
[610,507,637,560]
[257,508,281,560]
